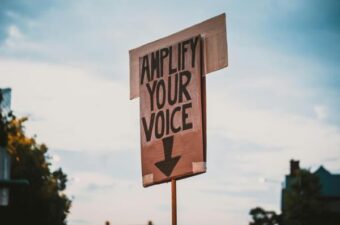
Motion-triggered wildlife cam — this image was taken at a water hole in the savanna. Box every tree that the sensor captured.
[249,207,281,225]
[0,97,71,225]
[250,167,340,225]
[283,169,340,225]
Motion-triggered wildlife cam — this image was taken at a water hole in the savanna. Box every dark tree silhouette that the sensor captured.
[249,207,281,225]
[0,95,71,225]
[250,168,340,225]
[283,169,340,225]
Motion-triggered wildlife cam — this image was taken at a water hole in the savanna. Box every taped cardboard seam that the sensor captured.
[143,173,154,186]
[192,162,206,174]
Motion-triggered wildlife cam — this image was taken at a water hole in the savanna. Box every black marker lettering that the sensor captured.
[190,36,199,68]
[146,81,157,111]
[169,46,177,74]
[156,79,166,109]
[155,111,165,139]
[151,50,160,79]
[182,103,193,131]
[179,70,191,102]
[167,73,178,106]
[141,55,150,84]
[171,106,181,133]
[142,113,155,142]
[160,48,169,77]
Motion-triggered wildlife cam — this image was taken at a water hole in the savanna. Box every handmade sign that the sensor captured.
[130,13,228,187]
[139,35,205,186]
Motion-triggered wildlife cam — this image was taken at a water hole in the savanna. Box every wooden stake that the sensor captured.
[171,179,177,225]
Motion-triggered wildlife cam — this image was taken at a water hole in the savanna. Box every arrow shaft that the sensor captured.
[162,136,174,159]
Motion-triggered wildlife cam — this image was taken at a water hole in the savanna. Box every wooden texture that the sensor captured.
[130,13,227,99]
[140,35,206,187]
[171,179,177,225]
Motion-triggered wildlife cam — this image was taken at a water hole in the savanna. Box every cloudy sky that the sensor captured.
[1,0,340,224]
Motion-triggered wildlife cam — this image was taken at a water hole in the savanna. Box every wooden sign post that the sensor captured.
[129,13,228,225]
[172,179,177,225]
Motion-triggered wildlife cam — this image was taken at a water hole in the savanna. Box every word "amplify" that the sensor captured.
[140,36,201,142]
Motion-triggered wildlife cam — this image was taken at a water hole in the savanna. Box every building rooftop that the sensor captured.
[314,166,340,198]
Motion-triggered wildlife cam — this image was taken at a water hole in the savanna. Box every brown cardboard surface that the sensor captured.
[139,36,206,187]
[130,13,227,100]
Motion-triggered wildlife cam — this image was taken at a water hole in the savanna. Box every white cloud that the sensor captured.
[1,38,340,225]
[0,58,139,152]
[2,24,46,52]
[314,104,328,120]
[1,1,339,225]
[208,88,340,169]
[7,25,24,40]
[66,172,168,225]
[65,170,267,225]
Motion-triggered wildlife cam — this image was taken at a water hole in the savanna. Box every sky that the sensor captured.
[0,0,340,224]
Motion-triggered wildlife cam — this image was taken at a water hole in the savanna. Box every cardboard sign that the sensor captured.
[129,13,228,100]
[139,35,206,187]
[129,14,228,187]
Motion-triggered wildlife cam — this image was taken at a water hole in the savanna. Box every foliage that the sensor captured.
[283,169,340,225]
[0,105,71,225]
[250,168,340,225]
[249,207,281,225]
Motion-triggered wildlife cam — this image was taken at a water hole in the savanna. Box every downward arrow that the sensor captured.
[155,136,181,177]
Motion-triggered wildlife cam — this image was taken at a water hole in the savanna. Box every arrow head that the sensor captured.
[154,136,181,177]
[155,156,181,177]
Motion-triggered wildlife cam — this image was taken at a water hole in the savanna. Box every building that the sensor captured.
[0,88,28,206]
[0,88,11,206]
[282,160,340,213]
[0,88,11,113]
[314,165,340,212]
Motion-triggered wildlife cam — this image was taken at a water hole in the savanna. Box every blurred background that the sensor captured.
[0,0,339,224]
